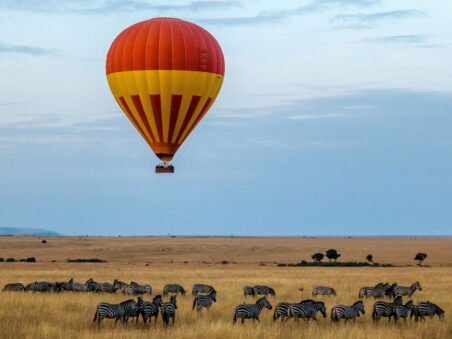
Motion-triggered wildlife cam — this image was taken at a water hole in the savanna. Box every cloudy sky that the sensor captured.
[0,0,451,235]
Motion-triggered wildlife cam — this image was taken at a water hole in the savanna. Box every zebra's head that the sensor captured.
[257,297,272,310]
[170,295,178,309]
[435,304,445,320]
[331,288,337,296]
[394,296,403,306]
[353,300,365,315]
[85,278,94,285]
[413,281,422,291]
[153,295,163,306]
[405,300,414,310]
[314,302,327,318]
[269,288,276,296]
[209,291,217,302]
[180,286,187,295]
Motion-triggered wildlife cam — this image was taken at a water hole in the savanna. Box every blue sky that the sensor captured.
[0,0,451,235]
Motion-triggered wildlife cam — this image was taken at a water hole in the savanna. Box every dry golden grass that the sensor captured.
[0,236,451,339]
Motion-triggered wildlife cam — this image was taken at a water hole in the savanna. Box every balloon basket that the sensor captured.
[156,164,175,173]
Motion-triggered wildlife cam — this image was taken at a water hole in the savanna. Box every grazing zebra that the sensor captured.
[395,300,414,322]
[385,283,398,298]
[331,301,365,322]
[141,295,163,324]
[93,299,137,324]
[359,286,385,299]
[411,302,445,322]
[56,278,74,291]
[312,286,336,297]
[393,282,422,298]
[92,279,122,293]
[253,285,276,297]
[289,301,327,321]
[72,278,94,292]
[273,300,314,321]
[372,296,403,322]
[3,283,25,292]
[233,297,272,324]
[193,291,217,311]
[244,286,255,297]
[192,283,215,296]
[25,281,57,292]
[122,282,152,295]
[163,284,186,296]
[161,295,178,326]
[124,297,143,323]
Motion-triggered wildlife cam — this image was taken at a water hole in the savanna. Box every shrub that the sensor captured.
[42,240,47,244]
[0,258,4,262]
[65,258,106,263]
[6,258,16,262]
[26,257,36,262]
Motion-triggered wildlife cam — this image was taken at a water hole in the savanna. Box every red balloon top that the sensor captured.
[106,18,225,76]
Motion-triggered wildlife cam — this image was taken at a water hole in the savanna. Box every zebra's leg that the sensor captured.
[241,318,245,325]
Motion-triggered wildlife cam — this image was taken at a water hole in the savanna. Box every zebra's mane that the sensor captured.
[256,297,268,304]
[120,299,135,305]
[352,300,364,307]
[152,295,162,303]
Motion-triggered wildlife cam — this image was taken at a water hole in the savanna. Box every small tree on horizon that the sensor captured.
[325,249,341,262]
[366,254,373,263]
[414,252,428,266]
[311,253,324,263]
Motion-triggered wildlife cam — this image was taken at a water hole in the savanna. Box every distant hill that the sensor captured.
[0,227,62,236]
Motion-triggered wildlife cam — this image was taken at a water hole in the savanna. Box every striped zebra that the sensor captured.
[312,286,336,297]
[192,283,215,296]
[161,295,178,326]
[289,301,326,321]
[233,297,272,324]
[384,283,398,298]
[372,296,403,322]
[93,299,137,324]
[56,278,74,292]
[141,295,163,324]
[122,282,152,295]
[163,283,186,296]
[394,300,414,322]
[393,281,422,298]
[91,279,122,293]
[253,285,276,297]
[192,291,217,311]
[331,301,365,322]
[124,297,144,323]
[411,302,445,322]
[244,286,255,297]
[2,283,25,292]
[25,281,57,292]
[72,278,94,292]
[359,286,386,299]
[273,299,314,321]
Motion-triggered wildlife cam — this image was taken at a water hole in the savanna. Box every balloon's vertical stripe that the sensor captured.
[168,95,182,143]
[150,95,164,143]
[175,95,201,144]
[131,95,156,142]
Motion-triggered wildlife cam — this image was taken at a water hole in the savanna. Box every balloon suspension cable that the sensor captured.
[155,161,175,173]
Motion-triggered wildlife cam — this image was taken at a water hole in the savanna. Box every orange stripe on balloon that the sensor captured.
[175,95,201,143]
[119,96,151,144]
[183,98,212,141]
[168,95,182,143]
[150,94,164,143]
[131,95,156,143]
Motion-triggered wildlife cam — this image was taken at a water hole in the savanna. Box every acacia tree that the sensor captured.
[311,253,324,263]
[325,249,341,262]
[414,252,428,266]
[366,254,373,263]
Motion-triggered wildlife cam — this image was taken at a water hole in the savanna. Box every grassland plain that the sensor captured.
[0,236,451,339]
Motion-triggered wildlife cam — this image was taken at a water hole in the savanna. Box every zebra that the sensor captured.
[253,285,276,297]
[25,281,57,292]
[312,286,336,297]
[372,296,403,322]
[161,295,178,326]
[411,302,445,322]
[244,286,255,297]
[273,299,314,321]
[141,295,163,324]
[72,278,94,292]
[91,279,122,293]
[385,283,398,298]
[2,283,25,292]
[394,300,414,322]
[122,282,152,295]
[233,297,272,324]
[124,297,143,323]
[56,278,74,292]
[193,290,217,311]
[163,283,186,296]
[192,283,215,296]
[393,282,422,298]
[289,301,327,321]
[359,286,385,299]
[331,301,365,322]
[93,299,137,324]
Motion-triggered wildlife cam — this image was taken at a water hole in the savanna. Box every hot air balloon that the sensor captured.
[106,18,225,173]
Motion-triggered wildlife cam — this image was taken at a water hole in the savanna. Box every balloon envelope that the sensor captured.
[106,18,225,162]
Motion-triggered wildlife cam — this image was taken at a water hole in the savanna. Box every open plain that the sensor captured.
[0,236,451,339]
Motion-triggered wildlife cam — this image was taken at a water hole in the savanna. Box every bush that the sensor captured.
[42,240,47,244]
[6,258,16,262]
[26,257,36,262]
[0,258,4,262]
[65,258,106,263]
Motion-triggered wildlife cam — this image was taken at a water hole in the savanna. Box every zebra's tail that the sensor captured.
[233,311,237,324]
[330,307,337,321]
[372,308,377,321]
[273,309,278,321]
[192,298,197,310]
[93,308,98,322]
[162,309,169,325]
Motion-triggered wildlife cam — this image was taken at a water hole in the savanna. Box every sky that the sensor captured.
[0,0,451,236]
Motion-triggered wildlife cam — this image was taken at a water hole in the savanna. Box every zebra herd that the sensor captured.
[2,279,445,327]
